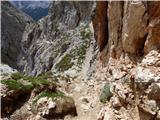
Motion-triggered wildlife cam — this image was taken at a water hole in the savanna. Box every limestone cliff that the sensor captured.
[93,1,160,62]
[92,1,160,120]
[1,1,33,70]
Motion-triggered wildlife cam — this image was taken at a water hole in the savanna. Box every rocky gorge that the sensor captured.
[1,1,160,120]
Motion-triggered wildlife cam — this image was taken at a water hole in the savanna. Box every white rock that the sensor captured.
[103,108,114,120]
[135,67,159,83]
[156,110,160,119]
[142,50,160,66]
[111,97,121,108]
[74,86,81,92]
[48,100,56,109]
[0,64,17,74]
[80,104,90,111]
[37,97,48,106]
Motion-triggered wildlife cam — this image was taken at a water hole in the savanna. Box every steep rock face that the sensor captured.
[122,1,148,54]
[144,2,160,54]
[93,1,160,120]
[49,1,95,29]
[107,1,123,59]
[21,1,97,77]
[1,1,33,69]
[93,1,160,62]
[92,1,108,52]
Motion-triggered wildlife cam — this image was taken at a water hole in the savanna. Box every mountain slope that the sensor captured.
[1,1,33,70]
[21,1,97,77]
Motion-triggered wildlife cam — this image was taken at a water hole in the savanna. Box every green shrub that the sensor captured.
[56,54,74,72]
[1,73,9,76]
[1,71,59,96]
[2,71,54,91]
[100,83,112,103]
[1,79,34,91]
[11,72,23,80]
[22,72,55,87]
[23,75,49,87]
[38,71,53,79]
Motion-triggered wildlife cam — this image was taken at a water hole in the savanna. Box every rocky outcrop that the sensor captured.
[122,2,148,54]
[92,1,160,120]
[21,1,97,77]
[1,1,33,70]
[0,64,17,74]
[93,1,160,62]
[1,72,77,119]
[144,2,160,54]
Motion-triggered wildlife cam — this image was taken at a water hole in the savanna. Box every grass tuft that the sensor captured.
[11,72,23,80]
[1,71,54,91]
[1,79,34,91]
[55,54,74,72]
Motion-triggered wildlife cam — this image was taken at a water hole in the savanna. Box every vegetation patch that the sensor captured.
[11,72,23,80]
[55,54,74,72]
[38,71,53,79]
[1,71,55,91]
[53,25,91,72]
[77,44,87,65]
[100,83,112,103]
[80,25,91,40]
[23,72,53,87]
[1,73,9,77]
[23,76,49,87]
[1,79,34,91]
[33,91,72,104]
[55,43,88,71]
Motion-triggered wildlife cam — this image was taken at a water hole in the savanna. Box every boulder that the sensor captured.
[33,96,77,119]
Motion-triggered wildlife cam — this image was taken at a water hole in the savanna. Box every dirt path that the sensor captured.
[64,76,105,120]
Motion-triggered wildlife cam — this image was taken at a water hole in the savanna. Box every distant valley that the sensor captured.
[10,1,51,21]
